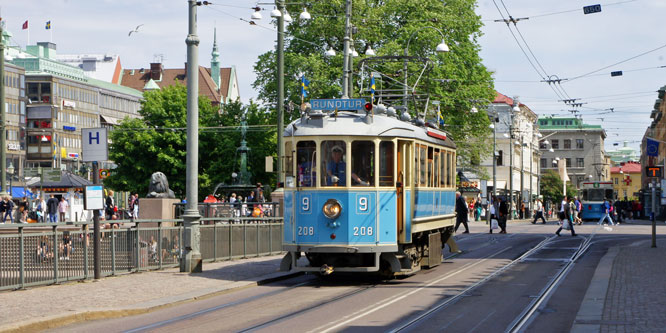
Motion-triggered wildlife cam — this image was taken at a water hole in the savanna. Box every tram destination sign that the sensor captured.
[311,98,366,111]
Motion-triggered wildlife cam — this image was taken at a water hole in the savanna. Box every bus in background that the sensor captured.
[580,181,614,221]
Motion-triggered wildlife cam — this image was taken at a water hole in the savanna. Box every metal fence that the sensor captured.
[174,202,280,220]
[0,217,283,291]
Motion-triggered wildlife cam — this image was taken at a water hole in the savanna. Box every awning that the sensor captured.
[0,186,35,199]
[100,114,120,125]
[486,180,507,189]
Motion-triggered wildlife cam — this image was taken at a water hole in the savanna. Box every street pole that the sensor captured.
[652,179,657,247]
[489,111,497,232]
[181,0,202,273]
[0,23,7,197]
[341,0,352,98]
[520,136,524,218]
[276,0,285,186]
[509,116,514,220]
[529,140,533,218]
[93,161,101,279]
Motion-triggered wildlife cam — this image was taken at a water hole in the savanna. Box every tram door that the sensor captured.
[397,140,411,243]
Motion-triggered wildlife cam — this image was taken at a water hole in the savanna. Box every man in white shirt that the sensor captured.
[532,198,547,224]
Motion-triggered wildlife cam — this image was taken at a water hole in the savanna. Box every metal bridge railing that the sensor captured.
[0,217,283,291]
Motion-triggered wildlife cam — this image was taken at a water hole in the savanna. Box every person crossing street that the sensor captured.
[532,198,547,224]
[455,192,470,234]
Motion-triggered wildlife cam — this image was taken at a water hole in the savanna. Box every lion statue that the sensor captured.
[147,172,176,198]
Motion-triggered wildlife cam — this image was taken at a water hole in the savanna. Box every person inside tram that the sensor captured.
[326,145,368,186]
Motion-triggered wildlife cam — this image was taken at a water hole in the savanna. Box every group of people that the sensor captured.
[455,193,509,234]
[200,183,272,219]
[0,195,68,224]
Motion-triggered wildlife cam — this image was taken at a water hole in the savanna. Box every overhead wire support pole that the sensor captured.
[0,22,6,197]
[341,0,352,98]
[276,0,285,185]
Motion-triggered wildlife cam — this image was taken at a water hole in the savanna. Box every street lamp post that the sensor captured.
[487,108,498,231]
[276,0,285,186]
[7,162,14,211]
[181,0,203,273]
[403,27,449,110]
[0,23,7,197]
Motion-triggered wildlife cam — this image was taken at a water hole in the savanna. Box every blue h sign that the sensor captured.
[89,131,100,145]
[82,128,108,162]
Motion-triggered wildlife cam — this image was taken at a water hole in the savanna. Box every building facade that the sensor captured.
[607,141,639,165]
[538,117,609,189]
[4,38,143,175]
[480,93,540,211]
[610,161,641,200]
[2,61,26,185]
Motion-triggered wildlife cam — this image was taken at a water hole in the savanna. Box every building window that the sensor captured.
[614,177,618,185]
[577,158,584,168]
[539,140,547,149]
[566,158,571,167]
[551,140,559,149]
[564,139,571,149]
[497,150,503,166]
[540,158,547,168]
[576,139,584,149]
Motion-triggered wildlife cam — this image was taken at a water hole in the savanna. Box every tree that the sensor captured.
[540,170,578,204]
[104,84,277,201]
[252,0,495,173]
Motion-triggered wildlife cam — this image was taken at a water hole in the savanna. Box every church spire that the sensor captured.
[211,27,221,90]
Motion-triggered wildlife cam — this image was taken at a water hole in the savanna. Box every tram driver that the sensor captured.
[327,145,368,186]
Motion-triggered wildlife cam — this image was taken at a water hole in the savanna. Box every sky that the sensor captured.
[2,0,661,153]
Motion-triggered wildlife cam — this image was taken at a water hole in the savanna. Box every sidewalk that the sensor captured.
[0,255,300,332]
[572,243,666,332]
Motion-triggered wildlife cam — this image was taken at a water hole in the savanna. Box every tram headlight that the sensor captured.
[322,199,342,219]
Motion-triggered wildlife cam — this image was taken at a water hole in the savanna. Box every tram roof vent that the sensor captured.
[306,110,327,128]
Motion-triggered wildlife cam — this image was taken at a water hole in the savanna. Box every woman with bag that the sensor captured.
[555,196,577,236]
[489,196,499,233]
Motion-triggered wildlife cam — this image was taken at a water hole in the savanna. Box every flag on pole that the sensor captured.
[22,20,28,30]
[301,75,310,98]
[437,108,444,126]
[45,21,51,30]
[647,138,659,157]
[370,75,376,102]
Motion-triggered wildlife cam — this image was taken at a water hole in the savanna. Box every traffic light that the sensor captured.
[646,166,662,178]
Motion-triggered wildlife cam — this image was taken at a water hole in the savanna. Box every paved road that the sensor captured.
[45,221,666,333]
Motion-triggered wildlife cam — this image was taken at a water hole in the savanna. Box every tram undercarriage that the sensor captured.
[280,226,458,277]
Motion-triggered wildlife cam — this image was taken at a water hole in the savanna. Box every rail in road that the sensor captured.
[49,222,655,332]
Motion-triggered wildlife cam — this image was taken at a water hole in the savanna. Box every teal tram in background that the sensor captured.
[279,104,459,276]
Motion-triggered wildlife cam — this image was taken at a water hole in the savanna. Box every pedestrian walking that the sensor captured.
[47,195,59,223]
[2,196,14,223]
[36,196,47,222]
[133,193,139,219]
[475,197,482,221]
[599,198,615,226]
[532,198,547,224]
[58,197,69,222]
[498,197,508,233]
[454,192,470,233]
[558,196,568,225]
[555,196,577,236]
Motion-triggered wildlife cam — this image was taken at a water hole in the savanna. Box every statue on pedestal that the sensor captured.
[147,172,176,198]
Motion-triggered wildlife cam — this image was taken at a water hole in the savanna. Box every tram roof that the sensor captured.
[284,111,456,149]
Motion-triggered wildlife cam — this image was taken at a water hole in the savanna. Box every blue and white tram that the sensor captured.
[279,106,458,276]
[580,181,614,221]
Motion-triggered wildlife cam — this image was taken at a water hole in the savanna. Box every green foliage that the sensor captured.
[253,0,495,172]
[540,170,578,203]
[104,85,277,201]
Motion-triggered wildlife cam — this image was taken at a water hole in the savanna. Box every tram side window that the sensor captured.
[414,145,419,186]
[285,142,294,187]
[428,146,434,187]
[322,140,347,186]
[420,146,427,186]
[451,152,456,187]
[446,152,452,187]
[440,151,446,187]
[433,149,440,188]
[379,141,394,186]
[296,141,316,187]
[352,141,374,186]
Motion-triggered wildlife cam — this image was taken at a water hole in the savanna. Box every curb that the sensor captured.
[0,271,303,333]
[570,246,619,333]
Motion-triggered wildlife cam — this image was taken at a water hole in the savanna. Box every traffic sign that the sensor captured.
[310,98,366,111]
[583,4,601,14]
[646,166,662,178]
[99,169,110,179]
[610,71,623,77]
[82,128,108,162]
[24,168,40,178]
[43,169,62,182]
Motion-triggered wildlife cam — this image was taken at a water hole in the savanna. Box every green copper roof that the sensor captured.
[143,79,161,90]
[538,117,602,130]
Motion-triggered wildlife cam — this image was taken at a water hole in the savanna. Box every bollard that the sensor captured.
[84,225,89,279]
